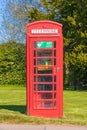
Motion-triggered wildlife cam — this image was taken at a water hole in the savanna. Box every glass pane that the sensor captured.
[38,76,52,82]
[54,58,56,65]
[34,84,36,91]
[54,41,56,48]
[38,50,52,57]
[34,59,36,65]
[34,68,36,74]
[41,92,52,99]
[54,84,56,90]
[54,93,56,99]
[44,101,53,108]
[34,101,53,109]
[54,101,56,107]
[37,58,52,73]
[38,69,52,74]
[34,42,37,48]
[54,50,56,57]
[34,50,36,57]
[38,84,52,91]
[38,58,52,65]
[34,76,36,82]
[54,76,56,82]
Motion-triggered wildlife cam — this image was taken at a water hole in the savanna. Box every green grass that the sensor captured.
[0,85,87,125]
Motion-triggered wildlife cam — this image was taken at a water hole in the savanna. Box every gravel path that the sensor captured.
[0,124,87,130]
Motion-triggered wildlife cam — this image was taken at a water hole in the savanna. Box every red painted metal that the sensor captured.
[26,20,63,118]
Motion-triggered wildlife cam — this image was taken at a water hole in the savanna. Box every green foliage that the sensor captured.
[0,41,26,84]
[59,0,87,89]
[27,7,49,22]
[26,0,87,90]
[65,44,87,89]
[0,0,87,89]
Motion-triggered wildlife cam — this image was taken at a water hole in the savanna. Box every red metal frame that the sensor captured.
[26,20,63,118]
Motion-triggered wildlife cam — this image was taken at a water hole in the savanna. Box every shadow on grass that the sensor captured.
[0,105,26,114]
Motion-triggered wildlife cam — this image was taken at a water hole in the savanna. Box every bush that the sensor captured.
[0,41,26,84]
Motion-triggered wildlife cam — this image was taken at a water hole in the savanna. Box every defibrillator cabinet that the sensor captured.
[26,20,63,118]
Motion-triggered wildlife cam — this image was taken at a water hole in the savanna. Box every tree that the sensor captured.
[1,0,44,43]
[26,0,87,89]
[59,0,87,89]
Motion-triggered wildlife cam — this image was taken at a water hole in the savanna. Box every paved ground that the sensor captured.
[0,124,87,130]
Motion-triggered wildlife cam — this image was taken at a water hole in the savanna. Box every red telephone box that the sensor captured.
[26,20,63,118]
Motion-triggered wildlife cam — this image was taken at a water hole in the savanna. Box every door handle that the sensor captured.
[57,67,60,72]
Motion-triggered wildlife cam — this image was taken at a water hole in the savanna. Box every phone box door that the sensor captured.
[26,20,63,118]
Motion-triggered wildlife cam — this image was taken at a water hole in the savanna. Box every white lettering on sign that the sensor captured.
[31,29,58,34]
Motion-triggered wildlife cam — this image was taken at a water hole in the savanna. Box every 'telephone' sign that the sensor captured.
[31,29,58,34]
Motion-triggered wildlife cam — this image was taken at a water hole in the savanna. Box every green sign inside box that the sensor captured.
[37,41,52,48]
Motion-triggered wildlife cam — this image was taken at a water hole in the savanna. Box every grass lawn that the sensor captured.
[0,84,87,125]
